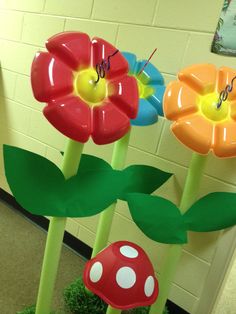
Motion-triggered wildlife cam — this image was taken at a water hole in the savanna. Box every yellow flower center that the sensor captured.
[200,92,229,122]
[137,78,154,99]
[74,68,107,105]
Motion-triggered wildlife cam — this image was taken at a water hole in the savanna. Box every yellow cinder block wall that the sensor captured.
[0,0,236,313]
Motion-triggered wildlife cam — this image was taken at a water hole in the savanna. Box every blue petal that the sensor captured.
[135,60,164,85]
[147,85,166,116]
[131,98,158,126]
[122,51,137,74]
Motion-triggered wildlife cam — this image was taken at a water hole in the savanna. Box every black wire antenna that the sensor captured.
[95,50,119,83]
[217,75,236,108]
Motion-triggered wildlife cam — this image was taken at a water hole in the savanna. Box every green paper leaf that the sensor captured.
[78,153,112,172]
[3,145,121,217]
[127,193,187,244]
[120,165,172,199]
[4,146,170,218]
[184,192,236,232]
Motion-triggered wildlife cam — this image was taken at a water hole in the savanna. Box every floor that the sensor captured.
[0,201,85,314]
[213,250,236,314]
[0,200,235,314]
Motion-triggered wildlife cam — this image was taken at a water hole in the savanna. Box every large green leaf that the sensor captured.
[121,165,172,199]
[4,145,119,217]
[184,192,236,232]
[78,153,112,172]
[127,193,187,244]
[4,145,170,218]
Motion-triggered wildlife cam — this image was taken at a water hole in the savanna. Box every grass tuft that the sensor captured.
[16,305,36,314]
[64,277,107,314]
[64,276,169,314]
[16,305,56,314]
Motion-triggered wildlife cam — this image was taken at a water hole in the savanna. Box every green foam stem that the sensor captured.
[178,153,208,214]
[35,139,84,314]
[106,305,121,314]
[91,131,131,258]
[149,153,208,314]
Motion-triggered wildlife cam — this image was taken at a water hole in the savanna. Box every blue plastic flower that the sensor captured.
[122,52,165,126]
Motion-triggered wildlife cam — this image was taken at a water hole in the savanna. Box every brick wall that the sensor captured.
[0,1,235,313]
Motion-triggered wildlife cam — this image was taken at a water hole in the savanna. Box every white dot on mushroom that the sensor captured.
[89,261,103,283]
[116,266,136,289]
[144,276,155,297]
[120,245,139,258]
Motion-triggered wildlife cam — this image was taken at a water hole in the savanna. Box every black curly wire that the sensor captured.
[217,75,236,108]
[95,49,119,83]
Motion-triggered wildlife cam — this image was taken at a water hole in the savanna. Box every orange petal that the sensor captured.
[230,101,236,121]
[164,81,199,121]
[178,64,217,95]
[213,121,236,158]
[217,66,236,101]
[172,114,213,154]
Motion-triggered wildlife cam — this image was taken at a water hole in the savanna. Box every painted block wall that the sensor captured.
[0,0,235,313]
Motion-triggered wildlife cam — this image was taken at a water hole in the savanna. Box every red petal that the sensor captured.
[92,37,128,80]
[108,76,139,119]
[31,52,73,102]
[92,102,130,144]
[43,95,91,143]
[46,31,91,71]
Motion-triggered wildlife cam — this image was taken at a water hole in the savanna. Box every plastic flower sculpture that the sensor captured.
[122,52,165,126]
[164,64,236,158]
[31,32,138,144]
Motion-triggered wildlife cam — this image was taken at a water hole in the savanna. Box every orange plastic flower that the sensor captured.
[164,64,236,158]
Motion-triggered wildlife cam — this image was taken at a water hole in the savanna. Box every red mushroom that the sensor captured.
[83,240,159,311]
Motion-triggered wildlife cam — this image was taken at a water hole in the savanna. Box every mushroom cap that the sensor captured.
[83,240,158,310]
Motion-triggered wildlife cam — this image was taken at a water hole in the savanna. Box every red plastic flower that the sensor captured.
[31,32,138,144]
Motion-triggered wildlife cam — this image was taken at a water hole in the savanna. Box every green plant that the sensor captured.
[16,305,56,314]
[64,277,169,314]
[64,277,107,314]
[16,306,36,314]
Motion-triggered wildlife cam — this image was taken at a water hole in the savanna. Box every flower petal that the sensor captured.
[230,101,236,120]
[46,31,91,71]
[147,84,165,116]
[108,75,139,119]
[122,52,137,73]
[164,81,199,120]
[92,37,128,79]
[31,52,73,102]
[136,61,164,85]
[178,64,217,95]
[213,121,236,158]
[217,66,236,101]
[131,99,158,126]
[92,101,130,144]
[172,114,213,154]
[43,95,91,143]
